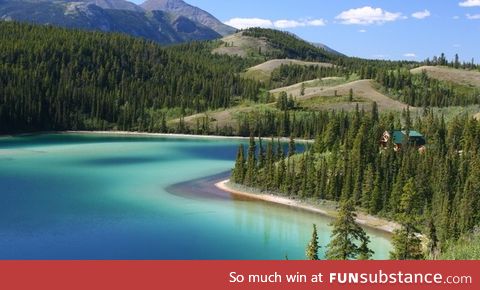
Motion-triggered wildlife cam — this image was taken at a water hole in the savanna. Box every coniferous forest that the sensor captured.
[232,106,480,259]
[1,21,480,260]
[0,22,260,133]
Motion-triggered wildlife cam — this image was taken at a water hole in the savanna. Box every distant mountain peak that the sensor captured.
[84,0,145,12]
[141,0,236,36]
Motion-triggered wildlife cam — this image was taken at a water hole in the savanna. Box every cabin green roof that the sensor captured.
[391,130,425,145]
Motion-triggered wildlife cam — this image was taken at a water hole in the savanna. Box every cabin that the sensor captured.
[380,130,426,152]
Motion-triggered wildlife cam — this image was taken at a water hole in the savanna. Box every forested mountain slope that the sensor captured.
[214,28,340,62]
[0,22,259,134]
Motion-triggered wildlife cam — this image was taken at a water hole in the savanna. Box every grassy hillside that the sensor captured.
[212,32,276,60]
[300,80,411,112]
[241,28,339,61]
[244,59,334,82]
[213,28,339,62]
[411,66,480,88]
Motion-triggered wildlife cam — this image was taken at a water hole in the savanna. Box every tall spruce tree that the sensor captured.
[306,224,320,260]
[390,178,425,259]
[288,135,296,157]
[232,144,245,184]
[244,135,257,187]
[389,222,424,260]
[357,235,375,260]
[326,200,373,260]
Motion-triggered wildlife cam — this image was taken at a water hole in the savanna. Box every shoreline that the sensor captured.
[1,130,314,143]
[215,179,399,234]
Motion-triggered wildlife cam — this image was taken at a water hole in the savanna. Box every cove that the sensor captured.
[0,133,392,260]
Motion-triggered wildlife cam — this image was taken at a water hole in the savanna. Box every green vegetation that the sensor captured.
[0,22,260,134]
[232,104,480,259]
[325,200,374,260]
[389,178,425,260]
[269,64,344,88]
[377,69,480,107]
[439,230,480,260]
[306,224,320,260]
[242,28,338,62]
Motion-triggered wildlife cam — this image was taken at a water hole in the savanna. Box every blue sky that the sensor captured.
[132,0,480,62]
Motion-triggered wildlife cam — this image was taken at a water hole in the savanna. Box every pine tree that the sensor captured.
[427,217,439,259]
[389,222,424,260]
[326,200,373,260]
[265,140,275,190]
[275,157,286,189]
[357,235,374,260]
[388,174,425,260]
[232,144,245,183]
[306,224,320,260]
[288,135,296,157]
[244,135,257,187]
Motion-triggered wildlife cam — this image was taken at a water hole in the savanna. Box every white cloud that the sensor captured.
[404,53,417,58]
[466,13,480,19]
[274,20,303,28]
[453,15,461,19]
[459,0,480,7]
[224,18,326,29]
[224,18,273,29]
[359,29,367,33]
[306,19,327,26]
[335,6,404,25]
[412,10,431,19]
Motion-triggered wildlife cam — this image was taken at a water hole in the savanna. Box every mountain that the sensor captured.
[312,42,344,57]
[88,0,144,12]
[0,0,221,44]
[214,29,340,62]
[141,0,236,36]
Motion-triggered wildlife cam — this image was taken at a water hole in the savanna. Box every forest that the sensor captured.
[231,106,480,259]
[0,22,260,133]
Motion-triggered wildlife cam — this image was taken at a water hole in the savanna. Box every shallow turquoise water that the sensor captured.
[0,134,392,260]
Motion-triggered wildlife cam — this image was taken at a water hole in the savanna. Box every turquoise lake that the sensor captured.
[0,134,392,260]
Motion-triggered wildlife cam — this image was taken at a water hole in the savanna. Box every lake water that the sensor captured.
[0,134,392,260]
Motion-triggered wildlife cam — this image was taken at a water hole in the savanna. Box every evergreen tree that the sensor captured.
[427,217,439,259]
[326,200,373,260]
[288,135,296,157]
[391,178,425,259]
[232,144,245,183]
[306,224,320,260]
[357,235,375,260]
[389,222,424,260]
[244,136,257,187]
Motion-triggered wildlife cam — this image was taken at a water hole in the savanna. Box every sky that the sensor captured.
[131,0,480,62]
